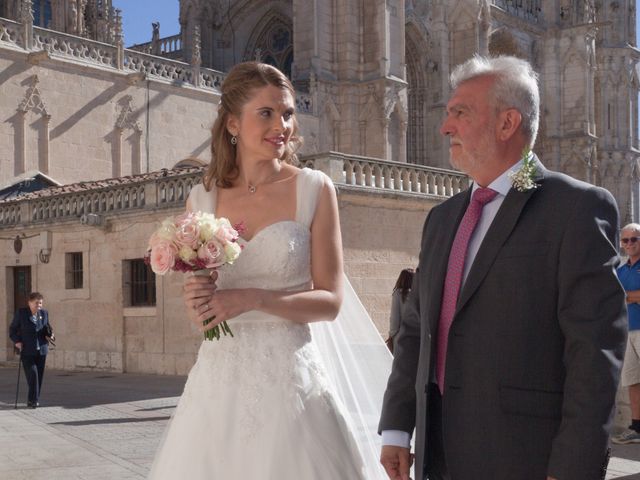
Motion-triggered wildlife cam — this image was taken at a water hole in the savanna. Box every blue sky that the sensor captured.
[112,0,180,47]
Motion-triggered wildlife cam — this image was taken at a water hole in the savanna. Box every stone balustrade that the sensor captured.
[302,152,470,197]
[0,157,468,228]
[0,16,314,112]
[130,33,182,56]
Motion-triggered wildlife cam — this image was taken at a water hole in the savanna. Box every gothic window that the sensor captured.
[406,28,426,165]
[250,18,293,78]
[33,0,52,28]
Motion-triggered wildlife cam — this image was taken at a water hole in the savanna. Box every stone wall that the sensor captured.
[0,158,461,375]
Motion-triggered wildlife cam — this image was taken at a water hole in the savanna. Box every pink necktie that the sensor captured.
[436,187,498,394]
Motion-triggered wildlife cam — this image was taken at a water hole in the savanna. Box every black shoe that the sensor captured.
[27,401,37,409]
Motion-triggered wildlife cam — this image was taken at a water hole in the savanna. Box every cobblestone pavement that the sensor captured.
[0,365,639,479]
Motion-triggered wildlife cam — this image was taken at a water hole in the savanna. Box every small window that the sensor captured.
[65,252,83,289]
[124,259,156,307]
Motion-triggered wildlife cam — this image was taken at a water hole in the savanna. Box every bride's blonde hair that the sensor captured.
[203,62,302,190]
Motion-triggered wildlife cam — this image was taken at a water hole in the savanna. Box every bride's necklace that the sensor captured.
[246,168,282,194]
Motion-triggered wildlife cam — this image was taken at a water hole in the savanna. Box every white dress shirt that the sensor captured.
[381,160,522,449]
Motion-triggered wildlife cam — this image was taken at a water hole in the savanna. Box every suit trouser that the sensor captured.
[21,353,46,404]
[425,383,450,480]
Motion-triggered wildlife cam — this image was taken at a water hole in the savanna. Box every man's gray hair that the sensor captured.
[622,223,640,233]
[450,55,540,148]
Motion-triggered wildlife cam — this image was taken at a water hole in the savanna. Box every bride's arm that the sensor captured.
[185,177,344,328]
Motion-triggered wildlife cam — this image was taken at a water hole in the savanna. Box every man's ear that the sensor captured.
[497,108,522,142]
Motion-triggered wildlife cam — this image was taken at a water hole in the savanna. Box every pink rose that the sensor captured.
[197,239,224,268]
[150,241,177,274]
[215,223,239,243]
[175,214,200,249]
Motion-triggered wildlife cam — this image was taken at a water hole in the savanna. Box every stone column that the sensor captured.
[191,25,202,88]
[21,0,34,51]
[41,114,51,173]
[114,127,123,177]
[17,110,27,175]
[114,8,123,69]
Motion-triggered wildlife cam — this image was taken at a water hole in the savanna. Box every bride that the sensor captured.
[147,62,391,479]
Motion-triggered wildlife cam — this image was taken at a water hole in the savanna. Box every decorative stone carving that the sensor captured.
[115,96,141,132]
[18,75,50,117]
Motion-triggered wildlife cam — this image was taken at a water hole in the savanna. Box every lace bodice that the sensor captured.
[188,168,326,292]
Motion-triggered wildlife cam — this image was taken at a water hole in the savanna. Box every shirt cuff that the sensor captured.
[381,430,411,448]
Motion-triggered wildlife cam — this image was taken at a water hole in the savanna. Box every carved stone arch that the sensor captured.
[16,75,51,175]
[448,0,479,68]
[321,94,341,151]
[388,101,407,163]
[179,0,196,25]
[243,10,293,77]
[561,152,589,181]
[359,87,382,157]
[488,27,523,58]
[561,52,588,133]
[560,43,588,68]
[447,0,477,24]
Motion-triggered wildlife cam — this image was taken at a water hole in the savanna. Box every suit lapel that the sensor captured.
[456,159,545,313]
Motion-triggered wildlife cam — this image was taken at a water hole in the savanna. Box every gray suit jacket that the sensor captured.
[379,159,627,480]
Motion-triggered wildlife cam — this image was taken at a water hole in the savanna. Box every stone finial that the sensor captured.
[114,9,123,46]
[20,0,34,23]
[192,24,202,67]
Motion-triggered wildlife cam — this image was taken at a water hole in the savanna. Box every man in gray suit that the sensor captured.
[379,55,627,480]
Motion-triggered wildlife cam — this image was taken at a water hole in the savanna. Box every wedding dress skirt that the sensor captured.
[148,312,367,479]
[148,169,391,479]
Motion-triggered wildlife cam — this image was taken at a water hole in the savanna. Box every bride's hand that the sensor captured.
[195,289,261,331]
[183,270,218,325]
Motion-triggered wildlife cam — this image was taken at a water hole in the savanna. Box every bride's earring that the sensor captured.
[230,135,238,145]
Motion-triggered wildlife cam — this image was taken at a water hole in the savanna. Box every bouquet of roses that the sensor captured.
[145,211,243,341]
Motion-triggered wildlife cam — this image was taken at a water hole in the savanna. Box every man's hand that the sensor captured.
[625,289,640,304]
[380,445,413,480]
[14,342,22,353]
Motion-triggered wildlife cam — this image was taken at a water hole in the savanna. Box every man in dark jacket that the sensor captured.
[10,292,54,408]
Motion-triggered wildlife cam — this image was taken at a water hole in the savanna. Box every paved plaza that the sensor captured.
[0,364,639,479]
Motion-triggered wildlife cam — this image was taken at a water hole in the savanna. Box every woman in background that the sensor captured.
[386,268,415,354]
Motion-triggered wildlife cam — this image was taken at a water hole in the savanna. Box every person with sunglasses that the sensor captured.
[614,223,640,444]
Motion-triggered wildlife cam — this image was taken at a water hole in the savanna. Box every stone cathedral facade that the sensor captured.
[0,0,639,394]
[148,0,640,222]
[1,1,639,219]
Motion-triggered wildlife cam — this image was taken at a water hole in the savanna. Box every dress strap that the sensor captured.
[296,168,330,228]
[187,183,216,214]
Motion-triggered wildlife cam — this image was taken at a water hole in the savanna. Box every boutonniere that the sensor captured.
[508,148,538,192]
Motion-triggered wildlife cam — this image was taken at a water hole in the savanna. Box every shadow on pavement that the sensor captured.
[0,366,186,409]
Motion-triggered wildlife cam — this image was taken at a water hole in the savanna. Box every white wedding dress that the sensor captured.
[148,168,391,479]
